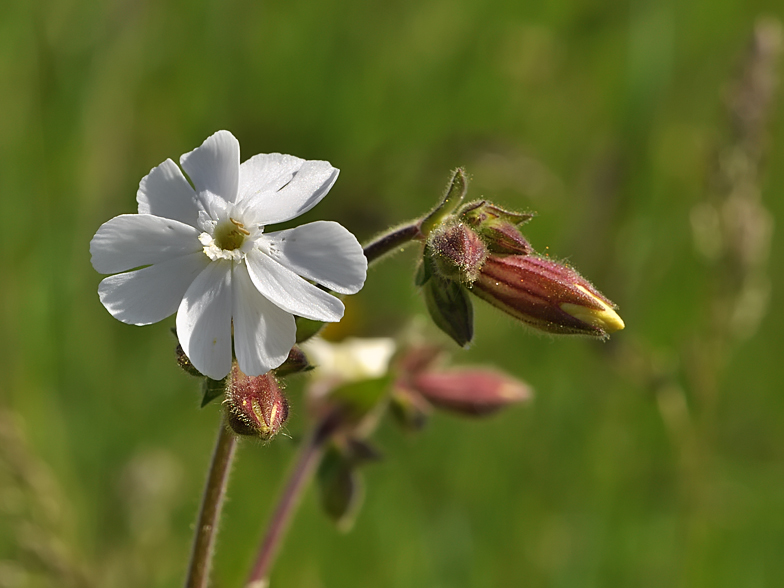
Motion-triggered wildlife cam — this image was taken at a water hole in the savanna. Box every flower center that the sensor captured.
[214,218,250,251]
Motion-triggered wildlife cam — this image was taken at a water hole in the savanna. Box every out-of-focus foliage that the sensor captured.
[1,0,784,586]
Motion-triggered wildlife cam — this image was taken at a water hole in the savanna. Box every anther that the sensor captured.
[230,218,251,235]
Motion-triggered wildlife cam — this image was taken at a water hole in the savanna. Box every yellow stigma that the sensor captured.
[561,285,625,334]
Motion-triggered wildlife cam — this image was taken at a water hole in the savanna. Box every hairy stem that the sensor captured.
[246,413,342,587]
[363,221,422,265]
[185,419,237,588]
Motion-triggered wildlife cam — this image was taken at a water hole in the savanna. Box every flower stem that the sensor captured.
[246,412,342,587]
[363,221,422,265]
[185,419,237,588]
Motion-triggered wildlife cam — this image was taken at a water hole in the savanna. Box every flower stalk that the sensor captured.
[246,412,342,587]
[362,222,423,264]
[185,419,237,588]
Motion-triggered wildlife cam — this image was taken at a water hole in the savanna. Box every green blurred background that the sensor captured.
[2,0,784,586]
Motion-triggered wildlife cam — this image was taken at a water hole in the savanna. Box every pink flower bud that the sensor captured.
[471,254,625,337]
[460,200,534,255]
[410,368,532,416]
[273,345,311,377]
[428,222,488,284]
[396,345,443,375]
[224,364,288,440]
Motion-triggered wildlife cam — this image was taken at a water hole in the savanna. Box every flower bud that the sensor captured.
[471,254,625,337]
[175,343,204,377]
[409,368,532,417]
[224,364,288,440]
[396,344,444,375]
[273,345,311,377]
[460,200,534,255]
[427,222,488,284]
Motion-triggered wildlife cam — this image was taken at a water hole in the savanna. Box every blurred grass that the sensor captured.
[2,0,784,586]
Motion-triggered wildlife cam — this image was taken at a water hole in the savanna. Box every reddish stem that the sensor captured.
[246,413,341,586]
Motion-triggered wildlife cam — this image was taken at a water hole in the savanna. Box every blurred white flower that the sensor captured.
[90,131,367,379]
[305,337,396,383]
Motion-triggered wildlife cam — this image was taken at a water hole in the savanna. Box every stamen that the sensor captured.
[231,218,251,235]
[213,218,249,252]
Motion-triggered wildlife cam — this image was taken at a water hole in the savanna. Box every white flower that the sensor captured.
[304,337,397,382]
[90,130,367,380]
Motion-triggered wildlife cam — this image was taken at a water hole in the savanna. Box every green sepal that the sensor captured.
[459,200,534,226]
[414,250,434,287]
[422,275,474,347]
[317,446,364,530]
[389,388,430,431]
[344,438,383,465]
[419,168,469,236]
[201,376,227,407]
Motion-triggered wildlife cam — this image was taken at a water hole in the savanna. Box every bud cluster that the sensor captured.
[417,181,625,345]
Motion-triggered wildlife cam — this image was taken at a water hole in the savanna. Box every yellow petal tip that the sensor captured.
[562,286,625,334]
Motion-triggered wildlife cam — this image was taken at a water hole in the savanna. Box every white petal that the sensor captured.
[238,153,306,200]
[136,158,200,226]
[97,252,209,325]
[263,221,367,294]
[304,337,396,381]
[180,130,240,203]
[90,214,202,274]
[238,161,338,225]
[176,261,234,380]
[232,264,296,376]
[245,249,345,322]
